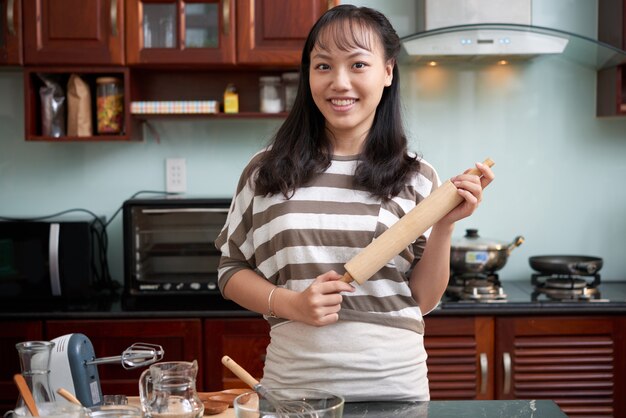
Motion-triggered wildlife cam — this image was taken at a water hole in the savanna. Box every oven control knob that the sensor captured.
[190,282,201,290]
[163,283,172,290]
[207,283,217,290]
[176,283,184,290]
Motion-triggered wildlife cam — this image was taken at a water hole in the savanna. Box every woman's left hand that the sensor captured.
[438,161,495,225]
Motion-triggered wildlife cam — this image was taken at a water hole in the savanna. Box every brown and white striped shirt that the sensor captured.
[215,151,440,334]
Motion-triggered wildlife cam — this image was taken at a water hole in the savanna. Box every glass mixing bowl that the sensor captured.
[234,388,344,418]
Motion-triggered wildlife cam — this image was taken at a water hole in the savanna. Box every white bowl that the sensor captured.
[234,388,344,418]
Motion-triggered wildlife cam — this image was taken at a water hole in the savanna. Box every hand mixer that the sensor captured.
[49,333,164,407]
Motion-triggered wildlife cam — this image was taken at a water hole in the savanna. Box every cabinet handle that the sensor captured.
[110,0,118,37]
[222,0,230,36]
[479,353,488,395]
[502,352,512,395]
[7,0,16,36]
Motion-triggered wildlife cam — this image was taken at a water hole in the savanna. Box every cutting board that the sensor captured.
[127,397,236,418]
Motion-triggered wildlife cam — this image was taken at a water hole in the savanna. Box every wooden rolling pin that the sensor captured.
[340,158,494,285]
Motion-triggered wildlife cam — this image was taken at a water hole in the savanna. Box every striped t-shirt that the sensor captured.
[215,151,440,334]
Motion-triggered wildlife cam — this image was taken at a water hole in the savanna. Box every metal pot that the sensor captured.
[450,229,524,274]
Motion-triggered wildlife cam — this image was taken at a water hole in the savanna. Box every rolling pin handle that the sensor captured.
[339,272,354,283]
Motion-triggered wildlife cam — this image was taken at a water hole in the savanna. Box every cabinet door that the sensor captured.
[495,316,625,417]
[424,316,494,400]
[23,0,124,65]
[203,318,270,391]
[236,0,336,66]
[126,0,236,65]
[0,320,43,413]
[0,0,22,64]
[46,319,202,396]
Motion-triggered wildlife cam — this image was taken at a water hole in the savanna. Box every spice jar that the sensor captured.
[259,76,283,113]
[223,83,239,114]
[281,72,299,112]
[96,77,124,134]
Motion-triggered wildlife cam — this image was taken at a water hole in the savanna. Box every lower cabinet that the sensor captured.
[1,315,624,417]
[425,315,626,417]
[203,319,270,391]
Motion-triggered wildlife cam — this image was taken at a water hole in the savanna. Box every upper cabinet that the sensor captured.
[237,0,334,66]
[126,0,236,65]
[0,0,23,65]
[126,0,336,67]
[23,0,125,65]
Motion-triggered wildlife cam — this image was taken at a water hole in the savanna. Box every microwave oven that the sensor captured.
[0,218,102,309]
[122,197,233,306]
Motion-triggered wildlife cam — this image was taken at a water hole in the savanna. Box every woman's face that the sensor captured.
[309,24,393,147]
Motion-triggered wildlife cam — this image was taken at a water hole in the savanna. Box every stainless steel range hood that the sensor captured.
[399,0,626,69]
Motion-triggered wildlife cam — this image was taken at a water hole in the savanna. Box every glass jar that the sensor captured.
[259,76,283,113]
[15,341,55,409]
[281,72,299,112]
[96,77,124,134]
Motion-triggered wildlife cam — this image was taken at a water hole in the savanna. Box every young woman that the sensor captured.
[215,5,494,401]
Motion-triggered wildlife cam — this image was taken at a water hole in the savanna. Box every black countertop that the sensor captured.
[1,281,625,320]
[343,399,566,417]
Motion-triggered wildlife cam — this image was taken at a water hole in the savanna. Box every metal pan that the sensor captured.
[529,255,603,275]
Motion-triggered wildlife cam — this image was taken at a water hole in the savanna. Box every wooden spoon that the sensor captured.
[13,374,39,417]
[56,388,83,406]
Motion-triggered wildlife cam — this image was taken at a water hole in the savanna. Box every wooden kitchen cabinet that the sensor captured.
[597,0,626,116]
[426,315,626,417]
[423,316,495,400]
[126,0,236,65]
[236,0,336,66]
[23,66,136,141]
[126,0,336,66]
[203,318,270,391]
[45,319,203,396]
[0,320,43,413]
[495,316,626,418]
[0,0,23,65]
[23,0,125,65]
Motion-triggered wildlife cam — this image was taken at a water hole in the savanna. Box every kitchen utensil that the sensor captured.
[49,333,164,408]
[222,356,324,418]
[56,388,82,406]
[450,229,524,274]
[15,341,55,410]
[529,255,603,275]
[233,389,344,418]
[88,405,142,418]
[139,360,204,418]
[14,374,39,417]
[340,158,495,284]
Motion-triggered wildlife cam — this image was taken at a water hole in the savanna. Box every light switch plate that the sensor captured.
[165,158,187,193]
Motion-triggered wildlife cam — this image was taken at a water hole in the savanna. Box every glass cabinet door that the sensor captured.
[129,0,234,64]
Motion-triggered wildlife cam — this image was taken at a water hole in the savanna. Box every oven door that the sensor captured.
[124,202,229,296]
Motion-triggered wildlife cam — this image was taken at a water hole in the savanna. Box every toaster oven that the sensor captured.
[122,197,231,302]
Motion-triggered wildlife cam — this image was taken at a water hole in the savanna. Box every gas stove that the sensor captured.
[531,273,605,302]
[446,273,508,302]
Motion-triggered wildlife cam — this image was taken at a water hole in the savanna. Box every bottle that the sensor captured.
[96,77,124,134]
[223,83,239,114]
[15,341,55,409]
[281,72,299,112]
[259,76,283,113]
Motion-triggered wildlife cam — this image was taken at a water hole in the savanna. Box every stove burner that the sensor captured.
[447,273,507,301]
[531,273,602,301]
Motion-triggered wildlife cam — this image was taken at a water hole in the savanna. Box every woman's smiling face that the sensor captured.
[309,20,394,147]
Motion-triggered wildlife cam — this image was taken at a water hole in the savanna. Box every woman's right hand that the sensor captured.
[283,270,355,327]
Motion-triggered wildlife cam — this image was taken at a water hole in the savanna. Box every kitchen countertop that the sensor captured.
[1,280,625,319]
[168,400,566,418]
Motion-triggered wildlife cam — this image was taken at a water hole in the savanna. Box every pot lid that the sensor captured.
[451,229,509,250]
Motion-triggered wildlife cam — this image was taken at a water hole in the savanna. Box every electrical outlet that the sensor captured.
[166,158,187,193]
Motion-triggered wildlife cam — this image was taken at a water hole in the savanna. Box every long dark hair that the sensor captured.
[252,5,420,200]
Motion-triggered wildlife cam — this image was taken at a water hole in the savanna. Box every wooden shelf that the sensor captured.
[133,112,288,119]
